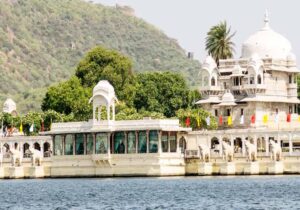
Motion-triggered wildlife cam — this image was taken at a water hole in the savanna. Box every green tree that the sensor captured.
[75,46,136,106]
[205,21,235,65]
[134,72,195,117]
[41,76,92,121]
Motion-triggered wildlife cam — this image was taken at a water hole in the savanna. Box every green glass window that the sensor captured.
[149,130,158,153]
[170,132,177,152]
[75,134,84,155]
[95,133,108,154]
[65,134,73,155]
[114,132,125,154]
[127,131,136,154]
[138,131,147,153]
[54,135,63,156]
[86,134,94,155]
[161,132,168,152]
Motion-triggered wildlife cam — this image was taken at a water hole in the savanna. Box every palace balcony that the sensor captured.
[199,86,224,96]
[242,84,266,95]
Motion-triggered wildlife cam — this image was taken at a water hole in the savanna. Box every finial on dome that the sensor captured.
[263,9,270,29]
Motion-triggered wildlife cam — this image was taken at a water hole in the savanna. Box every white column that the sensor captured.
[112,103,115,121]
[241,135,245,156]
[219,135,223,157]
[93,107,96,123]
[158,131,162,154]
[265,134,269,156]
[289,133,293,155]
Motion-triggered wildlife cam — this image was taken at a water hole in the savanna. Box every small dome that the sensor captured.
[202,55,217,73]
[221,90,235,103]
[241,13,292,59]
[3,98,16,114]
[93,80,115,95]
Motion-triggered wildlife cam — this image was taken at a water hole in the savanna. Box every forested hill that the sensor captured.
[0,0,200,113]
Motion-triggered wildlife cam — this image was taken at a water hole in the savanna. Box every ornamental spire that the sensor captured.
[263,9,270,30]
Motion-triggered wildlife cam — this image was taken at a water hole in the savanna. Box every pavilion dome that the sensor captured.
[241,12,292,59]
[93,80,115,96]
[3,98,16,114]
[202,55,217,73]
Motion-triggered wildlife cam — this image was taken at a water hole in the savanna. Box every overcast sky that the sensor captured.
[93,0,300,62]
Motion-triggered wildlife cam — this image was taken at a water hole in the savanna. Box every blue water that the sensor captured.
[0,176,299,210]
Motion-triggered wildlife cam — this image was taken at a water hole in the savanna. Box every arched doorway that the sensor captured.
[211,137,220,154]
[179,137,186,154]
[43,142,51,157]
[23,143,30,158]
[234,137,242,153]
[34,142,41,151]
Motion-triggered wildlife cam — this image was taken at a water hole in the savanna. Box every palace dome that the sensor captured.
[93,80,115,95]
[241,12,292,59]
[202,55,217,73]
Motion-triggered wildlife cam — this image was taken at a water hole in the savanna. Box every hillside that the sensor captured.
[0,0,200,113]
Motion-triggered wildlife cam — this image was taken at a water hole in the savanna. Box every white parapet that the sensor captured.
[9,167,24,179]
[198,162,213,175]
[28,166,45,178]
[220,162,236,175]
[268,161,284,174]
[244,162,260,175]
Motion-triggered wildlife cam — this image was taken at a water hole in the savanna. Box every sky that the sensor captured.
[93,0,300,62]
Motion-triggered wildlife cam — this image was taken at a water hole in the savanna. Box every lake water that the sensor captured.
[0,176,299,210]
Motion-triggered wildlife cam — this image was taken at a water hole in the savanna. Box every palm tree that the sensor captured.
[205,21,236,66]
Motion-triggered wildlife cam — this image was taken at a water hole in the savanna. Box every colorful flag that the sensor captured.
[251,114,256,124]
[185,117,190,127]
[219,115,223,125]
[287,113,291,122]
[228,116,232,125]
[196,115,200,127]
[19,123,23,133]
[240,115,244,125]
[263,114,268,124]
[206,116,210,126]
[29,123,34,132]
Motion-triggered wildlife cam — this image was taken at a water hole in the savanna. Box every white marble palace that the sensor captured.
[0,12,300,178]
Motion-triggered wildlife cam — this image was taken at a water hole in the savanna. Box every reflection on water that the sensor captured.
[0,176,299,210]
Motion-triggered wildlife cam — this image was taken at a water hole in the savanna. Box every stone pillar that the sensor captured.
[265,134,269,156]
[242,135,246,156]
[168,132,171,153]
[135,131,138,153]
[289,133,293,155]
[83,134,87,155]
[93,107,96,123]
[107,106,110,121]
[73,134,76,155]
[111,133,114,154]
[176,133,180,153]
[124,132,128,154]
[146,130,149,153]
[112,103,115,121]
[219,135,223,157]
[158,131,162,154]
[107,133,111,155]
[62,135,65,156]
[93,133,96,154]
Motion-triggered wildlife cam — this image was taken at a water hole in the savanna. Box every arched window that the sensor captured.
[234,138,242,153]
[249,75,255,84]
[127,131,136,154]
[211,77,216,86]
[65,134,73,155]
[96,133,108,154]
[138,131,147,153]
[34,142,41,151]
[257,75,262,84]
[23,143,30,158]
[43,142,51,157]
[114,132,125,154]
[75,134,84,155]
[54,135,63,156]
[149,130,158,153]
[179,137,187,154]
[86,134,94,155]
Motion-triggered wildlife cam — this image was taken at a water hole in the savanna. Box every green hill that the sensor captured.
[0,0,200,113]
